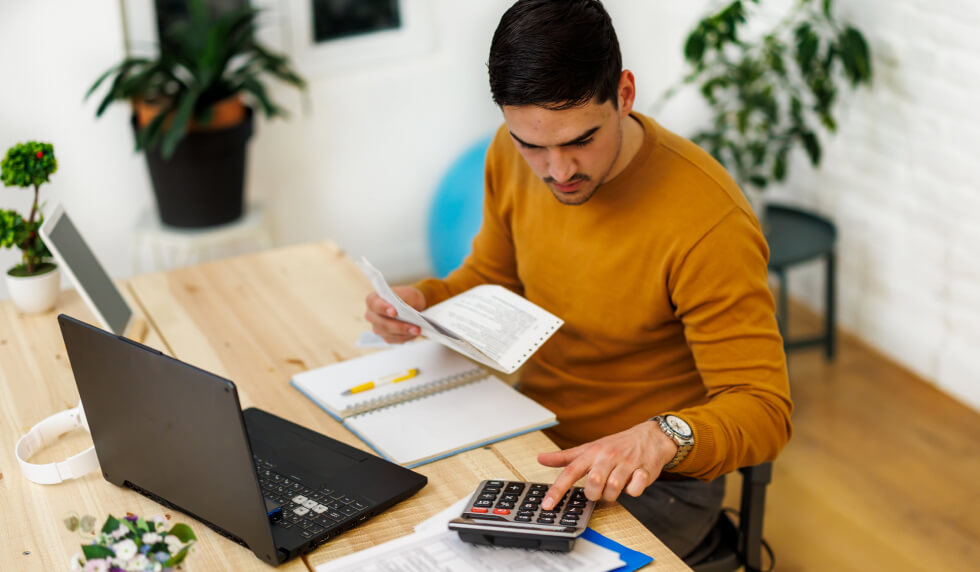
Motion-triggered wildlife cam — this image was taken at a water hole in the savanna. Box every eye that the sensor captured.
[569,138,593,148]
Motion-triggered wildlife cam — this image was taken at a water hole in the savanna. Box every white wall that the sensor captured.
[1,1,978,411]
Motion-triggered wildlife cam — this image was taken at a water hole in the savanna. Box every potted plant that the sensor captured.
[86,0,305,228]
[658,0,873,221]
[1,141,59,314]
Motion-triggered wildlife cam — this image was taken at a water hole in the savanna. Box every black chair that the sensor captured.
[687,463,773,572]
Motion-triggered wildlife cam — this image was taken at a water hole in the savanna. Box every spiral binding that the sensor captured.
[346,367,486,418]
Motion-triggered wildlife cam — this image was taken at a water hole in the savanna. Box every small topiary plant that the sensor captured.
[1,141,57,276]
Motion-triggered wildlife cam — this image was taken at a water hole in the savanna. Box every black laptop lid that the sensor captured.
[58,315,280,565]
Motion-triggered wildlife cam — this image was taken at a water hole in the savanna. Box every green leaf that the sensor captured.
[684,28,707,64]
[164,544,192,567]
[839,27,872,85]
[772,148,788,182]
[101,515,120,535]
[748,174,768,188]
[800,130,822,165]
[795,23,819,73]
[823,0,834,17]
[168,523,197,543]
[82,544,115,560]
[160,88,201,159]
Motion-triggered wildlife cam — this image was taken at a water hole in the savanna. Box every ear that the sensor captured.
[617,70,636,118]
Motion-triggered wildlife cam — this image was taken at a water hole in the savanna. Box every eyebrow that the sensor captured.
[509,126,601,149]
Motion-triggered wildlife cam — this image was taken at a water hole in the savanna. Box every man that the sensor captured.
[365,0,792,560]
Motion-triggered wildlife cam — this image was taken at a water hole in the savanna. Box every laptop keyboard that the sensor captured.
[254,456,371,541]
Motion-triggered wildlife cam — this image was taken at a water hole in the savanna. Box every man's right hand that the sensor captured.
[364,286,427,344]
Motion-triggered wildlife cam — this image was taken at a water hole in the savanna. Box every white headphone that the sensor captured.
[15,401,99,485]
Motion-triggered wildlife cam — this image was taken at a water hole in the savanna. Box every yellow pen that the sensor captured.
[341,368,420,396]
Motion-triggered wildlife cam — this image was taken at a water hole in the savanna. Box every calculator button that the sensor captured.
[479,493,497,500]
[560,518,579,526]
[517,510,535,517]
[514,515,532,522]
[482,485,501,493]
[470,507,489,513]
[495,501,515,509]
[529,484,548,491]
[293,506,310,516]
[292,495,308,505]
[569,500,587,508]
[340,506,358,516]
[536,517,555,524]
[539,511,558,519]
[487,480,506,487]
[520,502,539,511]
[312,504,328,514]
[493,508,511,515]
[474,500,493,508]
[504,483,526,493]
[564,507,583,515]
[525,489,545,498]
[501,494,519,502]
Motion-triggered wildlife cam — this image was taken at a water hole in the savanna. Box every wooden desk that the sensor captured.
[1,242,689,571]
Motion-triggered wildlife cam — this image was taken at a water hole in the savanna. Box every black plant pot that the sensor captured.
[135,107,253,229]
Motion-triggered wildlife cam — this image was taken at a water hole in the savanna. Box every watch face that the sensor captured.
[665,415,692,438]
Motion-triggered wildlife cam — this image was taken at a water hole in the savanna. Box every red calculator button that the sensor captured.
[471,507,489,513]
[493,508,511,515]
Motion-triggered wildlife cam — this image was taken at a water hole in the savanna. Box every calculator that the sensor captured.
[447,479,597,552]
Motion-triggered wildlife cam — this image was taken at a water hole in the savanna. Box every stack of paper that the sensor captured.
[315,495,648,572]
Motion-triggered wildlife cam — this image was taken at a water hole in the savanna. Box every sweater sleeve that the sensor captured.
[414,129,525,306]
[664,207,793,481]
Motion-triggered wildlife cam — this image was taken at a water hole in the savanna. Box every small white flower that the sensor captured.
[164,534,184,554]
[113,538,138,561]
[69,552,85,571]
[83,559,109,572]
[151,515,168,530]
[125,554,150,571]
[112,524,129,539]
[142,532,162,545]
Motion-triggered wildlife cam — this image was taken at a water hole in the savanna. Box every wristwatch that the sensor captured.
[651,415,694,470]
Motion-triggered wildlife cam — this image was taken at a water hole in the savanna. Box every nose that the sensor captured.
[547,148,576,183]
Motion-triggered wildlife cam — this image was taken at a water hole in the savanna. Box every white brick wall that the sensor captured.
[770,0,980,411]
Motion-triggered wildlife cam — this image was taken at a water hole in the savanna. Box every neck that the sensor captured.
[605,114,644,183]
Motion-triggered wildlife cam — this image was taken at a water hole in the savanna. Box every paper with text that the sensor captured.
[357,258,562,373]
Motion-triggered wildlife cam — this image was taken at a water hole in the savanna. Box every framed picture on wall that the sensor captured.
[279,0,436,77]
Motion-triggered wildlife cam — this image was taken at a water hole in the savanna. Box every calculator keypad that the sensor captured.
[463,480,594,530]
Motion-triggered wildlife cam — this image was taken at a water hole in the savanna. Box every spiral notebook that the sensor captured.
[290,340,557,468]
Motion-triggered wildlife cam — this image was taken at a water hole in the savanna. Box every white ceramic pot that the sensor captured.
[5,265,60,314]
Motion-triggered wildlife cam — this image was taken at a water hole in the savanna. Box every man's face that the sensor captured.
[502,98,624,205]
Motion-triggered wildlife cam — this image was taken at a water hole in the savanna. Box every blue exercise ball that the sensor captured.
[428,135,492,278]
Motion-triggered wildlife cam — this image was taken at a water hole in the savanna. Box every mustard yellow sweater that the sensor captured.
[415,113,792,481]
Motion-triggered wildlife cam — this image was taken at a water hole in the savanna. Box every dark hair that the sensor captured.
[488,0,622,110]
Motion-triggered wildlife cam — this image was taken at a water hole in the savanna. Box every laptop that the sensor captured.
[58,315,428,565]
[40,204,134,336]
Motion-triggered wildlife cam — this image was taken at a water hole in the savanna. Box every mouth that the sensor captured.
[552,181,583,193]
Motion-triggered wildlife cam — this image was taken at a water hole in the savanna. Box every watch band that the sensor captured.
[651,415,693,470]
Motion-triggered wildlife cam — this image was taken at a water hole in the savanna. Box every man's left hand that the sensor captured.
[537,420,679,510]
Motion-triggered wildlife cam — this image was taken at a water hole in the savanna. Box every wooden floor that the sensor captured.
[725,302,980,571]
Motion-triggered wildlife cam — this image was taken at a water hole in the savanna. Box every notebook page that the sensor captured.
[290,340,482,419]
[345,376,557,467]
